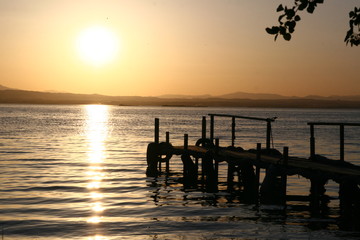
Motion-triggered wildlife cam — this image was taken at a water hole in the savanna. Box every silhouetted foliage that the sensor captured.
[345,7,360,46]
[266,0,360,46]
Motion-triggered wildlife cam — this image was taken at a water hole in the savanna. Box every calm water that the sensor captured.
[1,104,360,240]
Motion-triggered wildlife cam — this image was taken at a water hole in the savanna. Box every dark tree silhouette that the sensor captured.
[266,0,360,46]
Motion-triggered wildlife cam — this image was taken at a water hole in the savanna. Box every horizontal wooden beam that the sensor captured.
[208,113,276,122]
[308,122,360,126]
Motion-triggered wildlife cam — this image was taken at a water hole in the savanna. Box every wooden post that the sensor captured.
[227,163,233,191]
[166,159,170,174]
[340,124,344,161]
[202,116,206,140]
[266,120,271,150]
[184,134,188,150]
[231,116,236,147]
[215,138,219,148]
[154,118,159,144]
[210,115,214,143]
[166,131,170,144]
[283,147,288,165]
[166,132,170,173]
[281,146,289,205]
[214,159,219,187]
[310,124,315,161]
[255,143,261,202]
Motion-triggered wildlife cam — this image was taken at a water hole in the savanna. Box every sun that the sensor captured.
[76,25,120,66]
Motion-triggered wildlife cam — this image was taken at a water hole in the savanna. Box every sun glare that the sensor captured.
[76,26,120,66]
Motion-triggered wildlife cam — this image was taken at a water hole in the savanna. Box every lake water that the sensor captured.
[1,104,360,240]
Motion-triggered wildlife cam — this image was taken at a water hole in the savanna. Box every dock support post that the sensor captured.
[231,117,236,147]
[184,134,188,151]
[227,162,234,191]
[166,131,170,144]
[165,132,170,173]
[340,124,344,161]
[202,151,217,192]
[155,118,159,144]
[339,180,360,230]
[309,176,328,215]
[310,124,316,161]
[202,116,206,140]
[255,143,261,203]
[281,147,288,206]
[146,142,159,177]
[214,159,219,187]
[266,120,271,150]
[210,115,214,143]
[181,153,197,188]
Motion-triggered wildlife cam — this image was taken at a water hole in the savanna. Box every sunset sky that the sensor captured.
[0,0,359,97]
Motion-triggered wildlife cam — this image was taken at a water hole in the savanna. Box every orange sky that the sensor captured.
[0,0,359,97]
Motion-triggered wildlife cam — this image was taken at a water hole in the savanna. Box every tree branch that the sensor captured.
[266,0,359,46]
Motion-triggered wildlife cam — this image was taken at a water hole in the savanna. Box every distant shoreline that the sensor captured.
[1,89,360,109]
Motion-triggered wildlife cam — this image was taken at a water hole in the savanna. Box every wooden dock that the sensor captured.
[146,114,360,227]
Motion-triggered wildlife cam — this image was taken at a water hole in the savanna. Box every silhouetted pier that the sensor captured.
[146,114,360,227]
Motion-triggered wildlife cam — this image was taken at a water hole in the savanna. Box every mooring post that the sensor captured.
[310,124,315,161]
[155,118,159,144]
[227,163,234,191]
[340,124,344,161]
[184,134,188,151]
[255,143,261,202]
[202,116,206,140]
[210,115,214,143]
[214,158,219,187]
[166,132,170,173]
[215,138,219,148]
[281,146,289,205]
[166,131,170,144]
[231,116,236,147]
[266,120,271,150]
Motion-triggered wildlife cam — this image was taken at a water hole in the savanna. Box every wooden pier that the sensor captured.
[146,114,360,228]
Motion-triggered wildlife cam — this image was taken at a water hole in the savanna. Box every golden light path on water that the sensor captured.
[85,105,110,240]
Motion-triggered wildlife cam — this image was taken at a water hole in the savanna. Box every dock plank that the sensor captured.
[171,145,360,182]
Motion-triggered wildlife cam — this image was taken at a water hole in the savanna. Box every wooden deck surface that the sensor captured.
[172,145,360,183]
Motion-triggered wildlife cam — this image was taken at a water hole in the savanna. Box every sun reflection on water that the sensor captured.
[87,235,110,240]
[84,105,109,234]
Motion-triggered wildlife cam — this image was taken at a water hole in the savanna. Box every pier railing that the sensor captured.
[208,114,277,150]
[148,116,360,226]
[308,122,360,161]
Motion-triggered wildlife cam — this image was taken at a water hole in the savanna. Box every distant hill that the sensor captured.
[304,94,360,101]
[0,84,16,90]
[217,91,294,100]
[158,94,212,99]
[1,84,360,108]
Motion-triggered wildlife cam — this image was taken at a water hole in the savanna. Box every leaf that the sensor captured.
[345,29,353,41]
[266,27,280,35]
[349,11,355,18]
[354,39,360,46]
[298,1,308,11]
[307,4,315,14]
[279,26,286,35]
[316,0,324,4]
[355,15,360,25]
[277,4,284,12]
[295,15,301,21]
[278,14,285,23]
[283,33,292,41]
[288,21,296,33]
[285,9,295,19]
[349,20,354,28]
